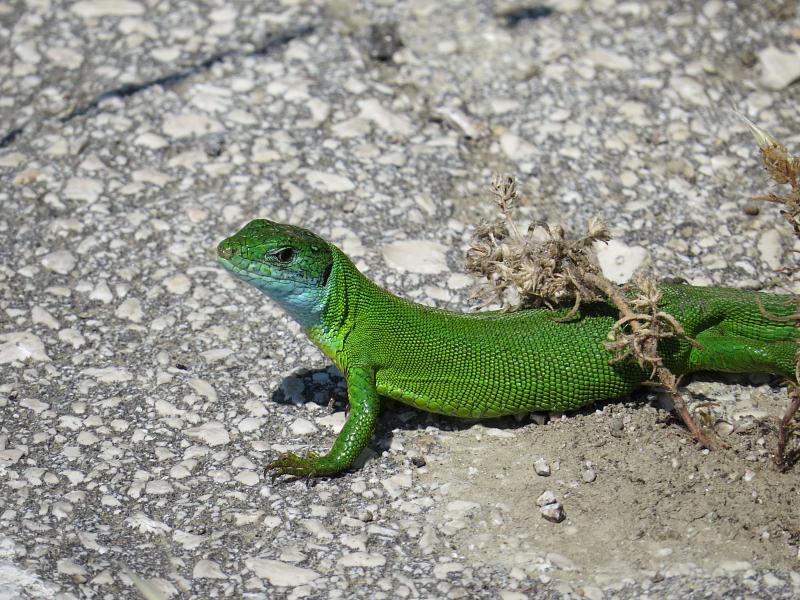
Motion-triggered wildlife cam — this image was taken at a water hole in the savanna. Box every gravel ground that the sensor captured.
[2,1,800,598]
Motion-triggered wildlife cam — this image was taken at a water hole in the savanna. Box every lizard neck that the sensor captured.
[306,246,384,365]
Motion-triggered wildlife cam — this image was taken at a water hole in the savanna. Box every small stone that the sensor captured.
[367,22,403,61]
[357,98,413,137]
[758,46,800,91]
[71,0,144,18]
[499,132,537,162]
[540,502,566,523]
[183,421,230,446]
[714,420,734,437]
[533,457,551,476]
[115,298,143,322]
[145,480,173,495]
[582,469,597,483]
[243,558,320,586]
[162,113,223,139]
[0,332,50,364]
[339,552,387,568]
[21,397,49,413]
[763,573,784,588]
[381,472,413,498]
[57,558,88,581]
[758,228,783,269]
[289,418,318,435]
[188,379,218,401]
[410,454,426,467]
[90,280,114,303]
[76,431,100,446]
[174,530,206,550]
[82,366,132,383]
[433,562,463,578]
[305,170,355,193]
[0,449,25,466]
[536,490,557,507]
[135,132,168,149]
[235,470,259,486]
[596,240,648,284]
[46,47,83,69]
[163,274,191,294]
[584,48,634,70]
[41,251,76,275]
[382,240,449,274]
[193,559,226,579]
[743,202,760,216]
[32,306,59,329]
[152,46,181,63]
[132,168,172,187]
[64,177,103,203]
[670,76,708,106]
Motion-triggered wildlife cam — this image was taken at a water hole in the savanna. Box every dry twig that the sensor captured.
[740,114,800,237]
[739,115,800,468]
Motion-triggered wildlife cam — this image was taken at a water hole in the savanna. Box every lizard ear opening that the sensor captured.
[321,263,332,286]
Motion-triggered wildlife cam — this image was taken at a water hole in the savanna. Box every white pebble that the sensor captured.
[339,552,387,568]
[305,170,355,193]
[71,0,144,18]
[596,239,648,284]
[115,298,143,322]
[540,502,566,523]
[163,273,191,294]
[243,558,320,586]
[235,470,259,486]
[584,48,634,70]
[31,306,59,329]
[41,250,76,275]
[536,490,557,507]
[192,559,226,579]
[0,331,51,364]
[183,421,230,446]
[145,480,173,495]
[162,113,223,139]
[64,177,103,203]
[382,240,449,274]
[758,46,800,91]
[81,366,132,383]
[289,418,318,435]
[89,280,114,303]
[357,98,413,137]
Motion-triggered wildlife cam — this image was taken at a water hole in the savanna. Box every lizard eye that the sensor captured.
[272,247,296,263]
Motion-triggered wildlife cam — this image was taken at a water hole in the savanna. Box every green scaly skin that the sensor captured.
[217,219,799,478]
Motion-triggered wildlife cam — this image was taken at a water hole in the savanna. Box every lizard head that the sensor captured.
[217,219,334,328]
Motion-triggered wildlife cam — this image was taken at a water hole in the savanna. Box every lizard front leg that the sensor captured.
[268,366,379,479]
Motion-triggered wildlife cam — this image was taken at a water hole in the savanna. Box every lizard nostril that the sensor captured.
[217,240,238,259]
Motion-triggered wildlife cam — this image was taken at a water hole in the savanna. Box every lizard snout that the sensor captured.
[217,239,239,260]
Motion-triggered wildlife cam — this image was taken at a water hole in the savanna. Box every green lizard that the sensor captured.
[217,219,799,478]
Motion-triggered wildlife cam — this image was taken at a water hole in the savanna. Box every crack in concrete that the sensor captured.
[0,25,315,149]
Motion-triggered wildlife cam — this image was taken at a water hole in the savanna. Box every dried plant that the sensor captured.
[466,174,717,448]
[739,115,800,467]
[603,277,700,375]
[740,115,800,238]
[466,173,611,314]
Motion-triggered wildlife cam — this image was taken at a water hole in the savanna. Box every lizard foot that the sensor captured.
[266,451,331,480]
